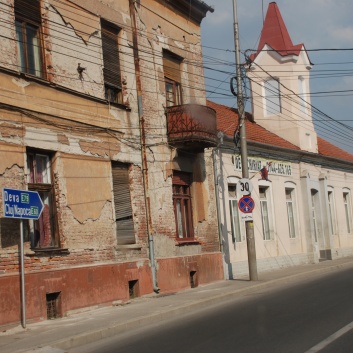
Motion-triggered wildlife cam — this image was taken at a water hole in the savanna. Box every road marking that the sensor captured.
[26,347,66,353]
[304,321,353,352]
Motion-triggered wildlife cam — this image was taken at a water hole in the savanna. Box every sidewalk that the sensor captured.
[2,256,353,353]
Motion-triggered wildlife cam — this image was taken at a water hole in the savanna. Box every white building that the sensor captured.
[210,2,353,278]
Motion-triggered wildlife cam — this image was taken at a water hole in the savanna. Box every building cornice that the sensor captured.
[158,0,214,24]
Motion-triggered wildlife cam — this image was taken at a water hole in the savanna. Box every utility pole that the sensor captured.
[232,0,258,281]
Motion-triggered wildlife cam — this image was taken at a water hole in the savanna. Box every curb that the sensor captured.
[50,259,353,351]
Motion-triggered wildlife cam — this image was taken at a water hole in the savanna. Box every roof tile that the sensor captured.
[208,100,353,163]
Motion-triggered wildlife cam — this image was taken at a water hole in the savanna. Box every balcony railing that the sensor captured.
[166,104,217,151]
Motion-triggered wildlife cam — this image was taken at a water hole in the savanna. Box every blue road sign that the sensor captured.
[238,195,255,214]
[2,188,44,220]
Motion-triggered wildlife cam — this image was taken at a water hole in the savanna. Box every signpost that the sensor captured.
[2,188,44,328]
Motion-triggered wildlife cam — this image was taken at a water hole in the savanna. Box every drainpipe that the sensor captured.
[129,0,159,293]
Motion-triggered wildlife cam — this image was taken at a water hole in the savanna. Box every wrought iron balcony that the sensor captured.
[166,104,218,151]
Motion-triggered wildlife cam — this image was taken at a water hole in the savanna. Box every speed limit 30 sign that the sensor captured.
[237,178,253,196]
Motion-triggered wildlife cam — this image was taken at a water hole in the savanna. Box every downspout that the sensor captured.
[129,0,159,293]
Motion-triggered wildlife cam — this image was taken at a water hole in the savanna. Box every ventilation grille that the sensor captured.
[46,292,61,320]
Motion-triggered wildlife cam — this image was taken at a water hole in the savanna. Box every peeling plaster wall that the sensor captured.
[47,0,103,97]
[61,155,112,222]
[130,0,220,257]
[0,0,221,327]
[141,0,206,106]
[0,0,17,70]
[0,143,25,251]
[50,0,137,106]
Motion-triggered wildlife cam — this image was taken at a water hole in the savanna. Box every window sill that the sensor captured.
[175,239,201,246]
[26,248,70,256]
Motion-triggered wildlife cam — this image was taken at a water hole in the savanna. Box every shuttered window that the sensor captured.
[15,0,41,23]
[15,0,44,78]
[172,171,193,239]
[101,20,122,104]
[163,51,182,83]
[112,162,135,245]
[163,51,182,106]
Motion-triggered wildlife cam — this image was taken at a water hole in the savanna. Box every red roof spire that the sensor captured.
[254,2,303,58]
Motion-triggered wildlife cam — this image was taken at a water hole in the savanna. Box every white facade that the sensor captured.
[213,2,353,278]
[216,147,353,278]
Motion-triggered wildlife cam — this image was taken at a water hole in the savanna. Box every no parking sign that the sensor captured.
[238,195,255,213]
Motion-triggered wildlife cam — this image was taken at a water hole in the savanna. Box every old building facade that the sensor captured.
[212,2,353,278]
[0,0,222,327]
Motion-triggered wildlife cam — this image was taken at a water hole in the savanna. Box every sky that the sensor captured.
[201,0,353,154]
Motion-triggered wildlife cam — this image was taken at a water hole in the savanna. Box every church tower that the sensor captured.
[247,2,317,153]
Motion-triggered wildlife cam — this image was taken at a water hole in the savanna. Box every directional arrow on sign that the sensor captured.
[3,188,44,220]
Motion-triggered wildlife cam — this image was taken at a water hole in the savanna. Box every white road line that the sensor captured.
[304,321,353,353]
[22,347,66,353]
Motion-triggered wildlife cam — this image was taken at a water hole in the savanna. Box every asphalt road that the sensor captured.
[68,267,353,353]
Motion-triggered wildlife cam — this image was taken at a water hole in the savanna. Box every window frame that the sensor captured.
[327,187,336,235]
[165,78,181,107]
[227,181,243,243]
[172,171,194,240]
[343,189,352,234]
[311,189,319,242]
[298,76,307,116]
[163,50,183,107]
[285,186,297,239]
[26,150,58,249]
[258,183,274,241]
[14,0,45,78]
[263,78,281,116]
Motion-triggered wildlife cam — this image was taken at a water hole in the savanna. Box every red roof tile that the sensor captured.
[251,2,303,60]
[208,100,353,163]
[317,137,353,163]
[207,100,300,150]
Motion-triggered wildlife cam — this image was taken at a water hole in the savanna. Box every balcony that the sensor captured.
[166,104,218,152]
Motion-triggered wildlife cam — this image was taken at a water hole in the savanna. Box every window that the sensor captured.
[228,184,242,242]
[101,20,122,104]
[285,188,296,238]
[259,186,271,240]
[27,151,57,248]
[327,189,336,235]
[172,171,193,239]
[112,162,135,245]
[15,0,44,78]
[343,191,352,234]
[311,190,318,242]
[264,79,281,116]
[163,51,182,107]
[298,76,307,116]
